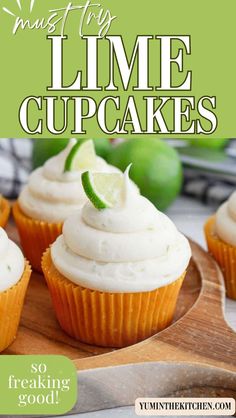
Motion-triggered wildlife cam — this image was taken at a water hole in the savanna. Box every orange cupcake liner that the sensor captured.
[42,249,185,348]
[13,202,62,272]
[205,216,236,300]
[0,197,11,228]
[0,261,31,352]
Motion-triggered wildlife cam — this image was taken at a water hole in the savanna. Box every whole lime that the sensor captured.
[32,138,112,169]
[92,138,112,160]
[189,138,229,149]
[32,139,69,169]
[107,139,183,210]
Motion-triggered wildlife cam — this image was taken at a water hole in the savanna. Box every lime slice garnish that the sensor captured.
[64,139,96,172]
[82,171,124,209]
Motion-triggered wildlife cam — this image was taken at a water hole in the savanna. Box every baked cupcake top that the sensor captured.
[51,169,191,293]
[216,191,236,246]
[19,139,119,223]
[0,228,25,292]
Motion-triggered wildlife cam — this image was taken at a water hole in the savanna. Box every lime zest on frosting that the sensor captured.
[64,139,96,172]
[82,171,124,210]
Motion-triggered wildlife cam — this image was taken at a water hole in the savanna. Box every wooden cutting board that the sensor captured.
[3,220,236,413]
[4,221,200,359]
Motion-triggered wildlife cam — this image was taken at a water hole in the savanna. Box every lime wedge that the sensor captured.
[82,171,124,209]
[64,140,96,172]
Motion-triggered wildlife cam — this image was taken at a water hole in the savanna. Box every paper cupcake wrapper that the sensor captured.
[13,202,63,272]
[205,216,236,300]
[0,260,31,352]
[0,198,10,228]
[42,249,185,348]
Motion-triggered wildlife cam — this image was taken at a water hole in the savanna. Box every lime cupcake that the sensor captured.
[205,192,236,299]
[13,139,119,272]
[0,195,10,228]
[0,228,31,352]
[42,168,191,348]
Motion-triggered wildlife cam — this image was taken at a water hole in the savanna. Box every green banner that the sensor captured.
[0,356,77,414]
[0,0,235,138]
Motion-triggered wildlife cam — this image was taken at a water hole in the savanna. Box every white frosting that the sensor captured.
[216,191,236,246]
[0,228,25,292]
[51,177,191,293]
[18,139,120,223]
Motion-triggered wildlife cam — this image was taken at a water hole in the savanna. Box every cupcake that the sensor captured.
[205,192,236,299]
[13,139,119,272]
[42,168,191,348]
[0,195,10,228]
[0,228,31,352]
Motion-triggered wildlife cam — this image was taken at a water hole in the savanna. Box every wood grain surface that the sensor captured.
[74,240,236,373]
[3,220,236,380]
[3,222,200,360]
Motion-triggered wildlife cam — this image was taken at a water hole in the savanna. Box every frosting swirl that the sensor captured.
[51,177,191,293]
[216,191,236,246]
[0,228,25,292]
[19,139,119,223]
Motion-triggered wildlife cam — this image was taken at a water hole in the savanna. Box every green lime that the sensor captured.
[32,139,69,169]
[82,171,124,210]
[189,138,229,149]
[93,139,112,159]
[64,140,96,172]
[107,139,183,211]
[32,139,111,169]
